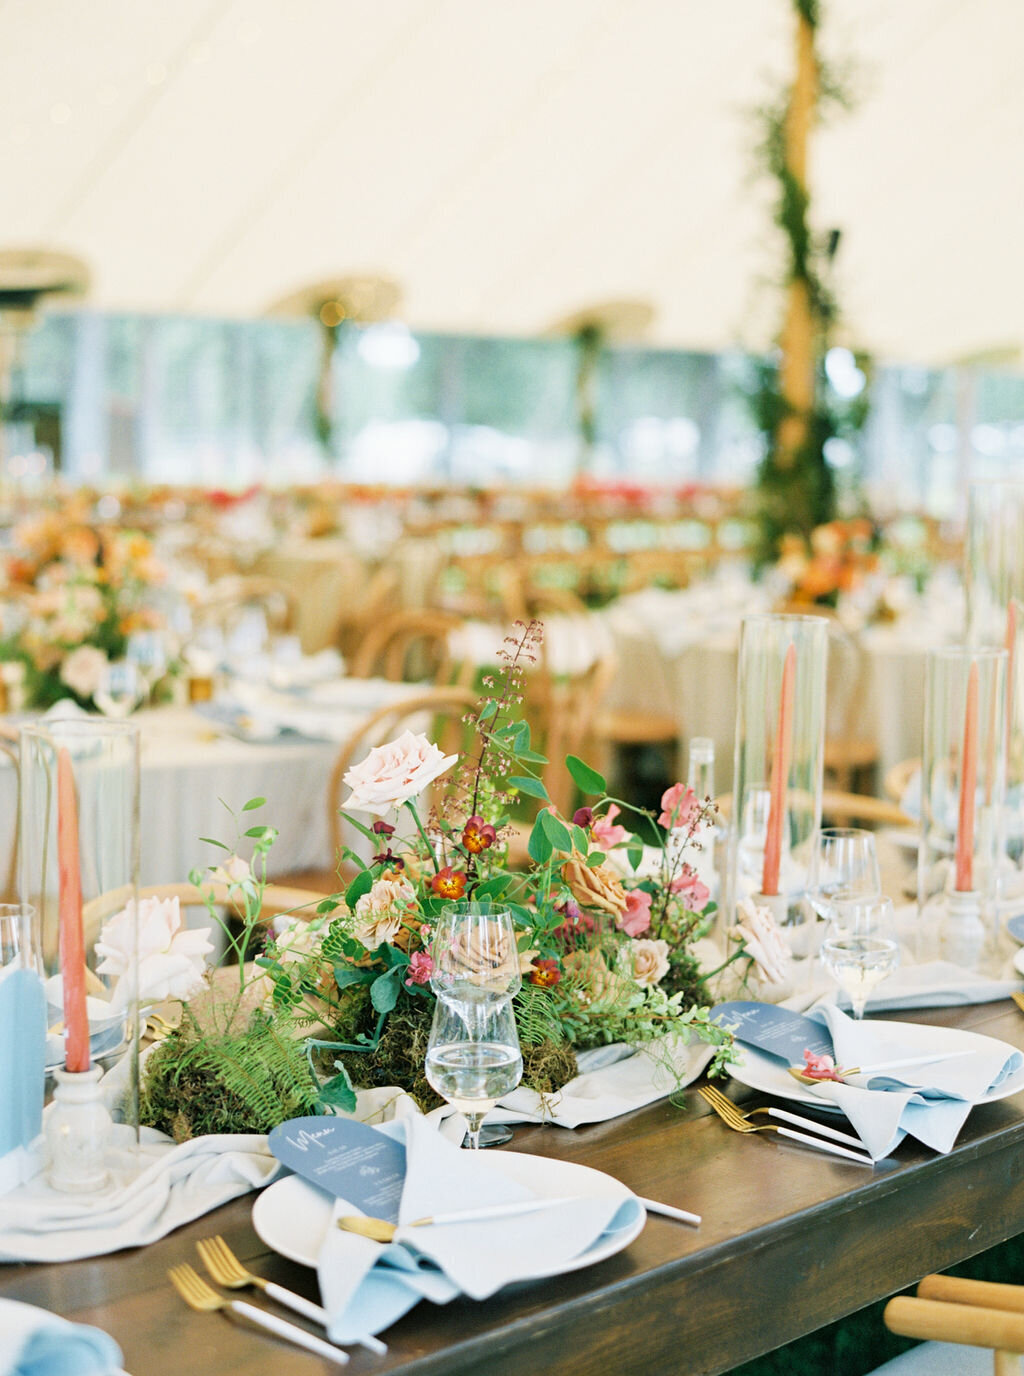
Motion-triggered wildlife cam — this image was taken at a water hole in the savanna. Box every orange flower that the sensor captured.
[430,866,467,900]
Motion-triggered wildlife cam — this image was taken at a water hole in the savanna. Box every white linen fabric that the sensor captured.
[317,1115,638,1345]
[0,1128,279,1264]
[351,1035,716,1133]
[0,1299,124,1376]
[799,1004,1023,1161]
[797,960,1023,1014]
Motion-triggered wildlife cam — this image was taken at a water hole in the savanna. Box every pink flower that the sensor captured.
[659,783,700,831]
[405,950,434,986]
[618,888,652,937]
[670,863,710,910]
[802,1050,841,1081]
[592,803,629,849]
[342,729,458,816]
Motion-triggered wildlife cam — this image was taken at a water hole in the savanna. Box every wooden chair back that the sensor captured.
[349,608,469,685]
[885,1274,1024,1376]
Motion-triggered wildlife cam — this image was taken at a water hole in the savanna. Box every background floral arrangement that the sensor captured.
[0,512,168,708]
[140,623,738,1140]
[774,517,880,608]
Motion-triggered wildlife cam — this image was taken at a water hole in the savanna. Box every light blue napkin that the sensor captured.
[803,1005,1023,1159]
[0,1298,124,1376]
[317,1116,639,1344]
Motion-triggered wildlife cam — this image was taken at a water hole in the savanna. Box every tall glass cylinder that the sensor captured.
[19,719,141,1133]
[729,614,828,953]
[918,646,1006,968]
[965,480,1024,646]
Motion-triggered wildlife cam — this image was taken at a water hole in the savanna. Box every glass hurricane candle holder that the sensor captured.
[728,614,828,963]
[918,646,1007,970]
[19,719,141,1166]
[965,480,1024,647]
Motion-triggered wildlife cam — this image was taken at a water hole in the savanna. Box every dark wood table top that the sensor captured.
[5,998,1024,1376]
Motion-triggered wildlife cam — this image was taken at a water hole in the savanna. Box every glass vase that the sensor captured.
[965,480,1024,646]
[19,719,141,1153]
[918,646,1007,970]
[728,613,828,963]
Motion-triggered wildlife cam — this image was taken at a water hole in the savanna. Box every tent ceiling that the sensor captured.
[2,0,1021,366]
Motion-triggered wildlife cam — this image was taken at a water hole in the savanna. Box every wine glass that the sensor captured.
[427,902,523,1149]
[806,828,881,920]
[94,660,143,718]
[429,902,522,1007]
[424,997,523,1150]
[126,630,168,702]
[820,896,901,1019]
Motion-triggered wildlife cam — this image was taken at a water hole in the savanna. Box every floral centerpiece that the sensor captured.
[0,513,168,708]
[774,518,881,610]
[139,623,746,1141]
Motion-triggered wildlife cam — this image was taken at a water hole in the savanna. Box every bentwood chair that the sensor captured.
[875,1274,1024,1375]
[349,608,471,686]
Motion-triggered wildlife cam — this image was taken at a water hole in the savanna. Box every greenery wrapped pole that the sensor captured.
[752,0,863,569]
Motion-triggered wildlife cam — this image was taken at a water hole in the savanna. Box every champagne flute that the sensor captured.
[424,997,523,1150]
[806,828,881,920]
[94,660,143,718]
[820,896,900,1019]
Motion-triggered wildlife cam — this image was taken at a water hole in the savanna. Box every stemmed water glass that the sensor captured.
[126,630,168,703]
[94,660,144,718]
[424,903,523,1150]
[806,828,882,920]
[820,896,901,1019]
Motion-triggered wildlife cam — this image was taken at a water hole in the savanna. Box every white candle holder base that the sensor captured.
[46,1066,112,1193]
[943,890,986,971]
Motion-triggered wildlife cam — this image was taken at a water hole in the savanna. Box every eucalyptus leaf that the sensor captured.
[539,810,572,852]
[527,819,554,864]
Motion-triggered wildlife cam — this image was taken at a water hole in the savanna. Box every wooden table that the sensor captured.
[5,999,1024,1376]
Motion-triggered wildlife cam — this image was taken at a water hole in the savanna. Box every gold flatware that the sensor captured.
[337,1196,578,1242]
[195,1237,387,1356]
[167,1263,348,1365]
[698,1084,872,1165]
[788,1051,971,1085]
[1011,992,1024,1015]
[196,1234,329,1324]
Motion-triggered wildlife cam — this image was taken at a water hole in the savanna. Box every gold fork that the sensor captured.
[1011,992,1024,1015]
[698,1084,873,1164]
[195,1236,388,1356]
[167,1263,348,1365]
[197,1235,330,1325]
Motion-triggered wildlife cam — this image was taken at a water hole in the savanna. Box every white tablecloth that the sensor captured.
[0,680,420,887]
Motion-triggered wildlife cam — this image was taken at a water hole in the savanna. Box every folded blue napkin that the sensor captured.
[802,1005,1024,1159]
[0,1298,123,1376]
[315,1116,640,1344]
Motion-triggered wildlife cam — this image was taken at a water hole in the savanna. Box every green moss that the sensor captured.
[140,1008,319,1142]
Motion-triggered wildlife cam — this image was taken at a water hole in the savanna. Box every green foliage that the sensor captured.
[139,1008,320,1142]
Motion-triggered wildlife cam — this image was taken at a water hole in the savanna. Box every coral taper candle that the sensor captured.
[57,746,90,1072]
[762,642,796,896]
[955,662,979,894]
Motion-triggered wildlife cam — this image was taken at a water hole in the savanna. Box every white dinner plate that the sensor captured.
[727,1018,1024,1113]
[252,1151,644,1277]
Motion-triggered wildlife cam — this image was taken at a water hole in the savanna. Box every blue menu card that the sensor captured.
[268,1116,407,1223]
[712,1001,835,1064]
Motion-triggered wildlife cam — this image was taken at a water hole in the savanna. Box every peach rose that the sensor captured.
[59,644,109,698]
[352,868,417,949]
[562,949,625,1005]
[625,937,670,987]
[342,729,458,816]
[561,850,627,917]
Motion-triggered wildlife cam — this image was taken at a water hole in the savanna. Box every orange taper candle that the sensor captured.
[762,642,796,897]
[57,746,90,1072]
[955,661,979,894]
